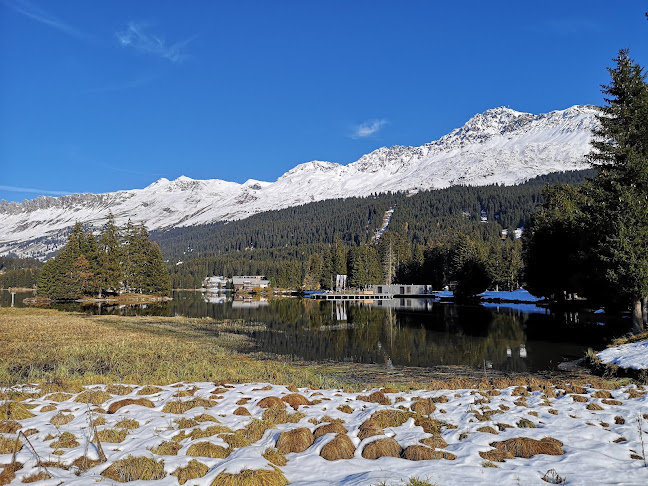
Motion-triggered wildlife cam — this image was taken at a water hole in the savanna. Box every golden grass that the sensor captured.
[116,419,140,430]
[0,402,34,421]
[402,445,448,461]
[276,427,314,453]
[591,390,612,399]
[210,466,289,486]
[106,384,135,395]
[136,385,163,395]
[172,459,209,485]
[479,437,564,462]
[0,421,20,434]
[257,396,285,409]
[175,418,199,429]
[108,398,155,413]
[587,402,604,411]
[234,406,251,416]
[220,430,252,449]
[75,389,112,405]
[602,399,623,406]
[39,405,56,413]
[151,441,182,455]
[281,393,311,410]
[337,404,353,414]
[358,390,391,405]
[186,441,230,458]
[43,392,73,402]
[314,422,347,439]
[96,428,127,443]
[263,447,287,466]
[516,418,536,428]
[420,436,448,449]
[361,437,402,459]
[243,419,276,443]
[21,471,51,483]
[101,455,166,482]
[410,398,436,416]
[477,426,498,434]
[50,431,79,449]
[571,394,588,403]
[49,412,73,426]
[369,409,413,428]
[0,463,21,486]
[195,413,219,422]
[0,435,22,454]
[357,420,384,440]
[162,398,216,414]
[261,408,305,425]
[320,434,355,460]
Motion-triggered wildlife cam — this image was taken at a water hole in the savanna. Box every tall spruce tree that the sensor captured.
[587,49,648,332]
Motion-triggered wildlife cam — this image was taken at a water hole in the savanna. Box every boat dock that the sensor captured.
[311,293,393,301]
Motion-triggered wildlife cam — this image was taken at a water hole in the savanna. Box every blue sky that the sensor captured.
[1,1,647,203]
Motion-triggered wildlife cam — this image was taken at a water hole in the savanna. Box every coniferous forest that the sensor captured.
[36,216,171,300]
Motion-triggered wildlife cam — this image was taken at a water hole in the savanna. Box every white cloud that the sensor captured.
[0,185,72,197]
[116,22,194,63]
[352,119,387,139]
[3,0,87,39]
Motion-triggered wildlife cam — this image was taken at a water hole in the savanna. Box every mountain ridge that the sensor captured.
[0,104,599,259]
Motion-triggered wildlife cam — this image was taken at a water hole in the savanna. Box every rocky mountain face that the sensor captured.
[0,105,599,259]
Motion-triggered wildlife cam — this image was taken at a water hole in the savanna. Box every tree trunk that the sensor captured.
[643,296,648,330]
[631,298,644,334]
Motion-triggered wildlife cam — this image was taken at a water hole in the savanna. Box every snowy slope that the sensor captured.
[0,105,598,259]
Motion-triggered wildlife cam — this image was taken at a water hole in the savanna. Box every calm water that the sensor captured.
[3,289,627,373]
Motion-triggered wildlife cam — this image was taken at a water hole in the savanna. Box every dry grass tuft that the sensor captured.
[479,437,564,462]
[220,430,252,449]
[190,425,233,439]
[314,422,347,439]
[477,426,498,434]
[116,419,140,430]
[0,435,22,454]
[420,436,448,449]
[591,390,612,399]
[0,421,21,434]
[0,402,34,421]
[40,405,56,413]
[587,402,604,411]
[162,398,216,414]
[517,418,536,428]
[625,388,645,399]
[361,437,402,459]
[173,386,199,398]
[263,447,287,466]
[69,455,102,472]
[602,399,623,406]
[548,409,558,415]
[101,455,166,482]
[75,390,112,405]
[21,471,51,483]
[234,406,251,416]
[242,419,276,443]
[614,415,625,425]
[108,398,154,414]
[49,412,74,426]
[369,409,413,428]
[151,441,182,455]
[176,418,199,429]
[281,393,311,410]
[357,390,391,405]
[257,396,285,409]
[43,392,73,402]
[237,398,251,405]
[210,466,289,486]
[136,385,163,396]
[337,404,353,414]
[106,384,135,395]
[414,416,448,435]
[194,413,219,423]
[571,395,588,403]
[276,427,314,453]
[358,419,384,440]
[410,398,436,416]
[50,431,79,448]
[403,445,450,461]
[320,433,355,461]
[96,428,127,443]
[172,459,209,485]
[186,441,230,458]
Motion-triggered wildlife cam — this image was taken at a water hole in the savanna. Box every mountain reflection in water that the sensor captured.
[6,290,626,373]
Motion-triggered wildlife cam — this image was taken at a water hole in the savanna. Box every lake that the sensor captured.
[2,289,627,373]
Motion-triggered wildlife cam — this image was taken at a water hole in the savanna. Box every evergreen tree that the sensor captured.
[586,49,648,331]
[96,213,122,297]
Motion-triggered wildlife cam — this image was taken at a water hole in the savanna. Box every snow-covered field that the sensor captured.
[598,341,648,371]
[2,380,647,485]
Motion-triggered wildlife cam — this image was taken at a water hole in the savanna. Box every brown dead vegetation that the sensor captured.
[162,398,216,414]
[357,390,391,405]
[276,427,314,453]
[172,459,209,485]
[0,421,21,434]
[602,399,623,406]
[361,437,402,459]
[186,441,231,458]
[49,412,74,426]
[108,398,154,414]
[234,406,251,416]
[358,419,384,440]
[0,402,34,421]
[75,390,112,405]
[479,437,564,462]
[101,455,166,482]
[281,393,311,410]
[151,441,182,455]
[320,434,355,460]
[136,385,163,396]
[106,384,135,396]
[263,447,287,466]
[410,398,436,415]
[210,466,288,486]
[257,396,285,409]
[420,436,448,449]
[403,445,455,461]
[314,422,347,439]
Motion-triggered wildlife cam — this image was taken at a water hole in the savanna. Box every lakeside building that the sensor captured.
[232,275,270,291]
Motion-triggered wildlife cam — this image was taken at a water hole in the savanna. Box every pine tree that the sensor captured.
[587,49,648,332]
[96,213,122,297]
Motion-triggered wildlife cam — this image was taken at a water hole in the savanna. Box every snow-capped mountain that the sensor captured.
[0,105,598,259]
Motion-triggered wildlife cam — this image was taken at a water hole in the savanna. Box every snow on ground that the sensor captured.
[598,340,648,370]
[1,381,647,485]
